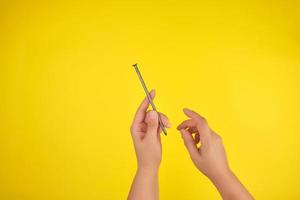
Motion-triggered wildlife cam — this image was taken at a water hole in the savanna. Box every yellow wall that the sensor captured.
[1,0,300,199]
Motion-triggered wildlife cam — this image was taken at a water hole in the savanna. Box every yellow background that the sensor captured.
[1,0,300,199]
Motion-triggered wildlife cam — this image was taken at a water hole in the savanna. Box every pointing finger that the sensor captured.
[133,90,155,124]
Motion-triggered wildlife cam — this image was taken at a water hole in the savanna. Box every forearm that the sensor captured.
[210,170,253,200]
[127,168,159,200]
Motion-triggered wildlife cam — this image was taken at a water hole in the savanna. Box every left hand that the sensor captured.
[130,90,171,172]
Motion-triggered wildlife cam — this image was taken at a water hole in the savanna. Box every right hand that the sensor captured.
[177,108,230,181]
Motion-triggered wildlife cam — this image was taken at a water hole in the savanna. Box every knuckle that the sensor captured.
[183,140,189,147]
[201,116,207,123]
[196,116,207,125]
[130,125,135,133]
[191,155,201,165]
[215,135,222,142]
[184,141,194,149]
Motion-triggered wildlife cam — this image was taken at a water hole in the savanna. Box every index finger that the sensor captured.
[183,108,206,121]
[133,90,156,124]
[182,108,211,139]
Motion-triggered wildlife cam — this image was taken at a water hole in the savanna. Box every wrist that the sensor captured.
[209,168,235,187]
[208,167,233,184]
[137,166,159,176]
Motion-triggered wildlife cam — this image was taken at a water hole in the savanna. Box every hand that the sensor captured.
[130,90,171,172]
[177,108,254,200]
[177,108,229,181]
[128,90,170,200]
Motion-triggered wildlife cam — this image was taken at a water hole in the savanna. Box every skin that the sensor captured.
[128,90,171,200]
[128,90,254,200]
[177,108,254,200]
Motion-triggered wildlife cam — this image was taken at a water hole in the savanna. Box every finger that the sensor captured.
[159,112,171,128]
[177,119,208,147]
[138,123,147,133]
[177,120,199,141]
[130,123,147,141]
[188,127,198,134]
[183,108,206,121]
[180,129,199,160]
[195,133,200,145]
[183,108,211,140]
[177,119,197,130]
[145,110,159,138]
[133,90,155,124]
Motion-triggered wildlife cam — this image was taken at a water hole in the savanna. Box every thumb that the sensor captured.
[180,129,199,161]
[145,110,159,137]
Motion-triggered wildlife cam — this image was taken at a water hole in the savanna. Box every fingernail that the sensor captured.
[150,89,156,94]
[183,108,189,112]
[149,89,156,98]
